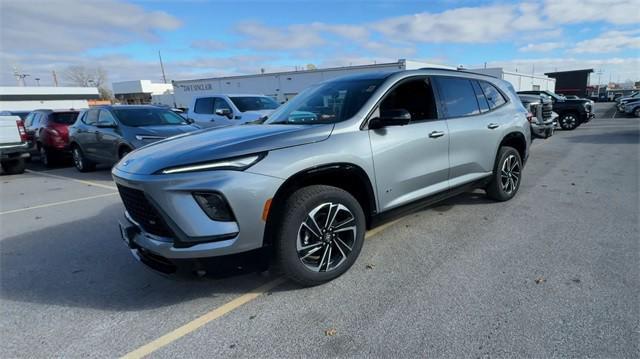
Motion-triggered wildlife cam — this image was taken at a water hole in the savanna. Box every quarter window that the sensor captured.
[194,97,214,114]
[479,81,507,109]
[436,77,481,117]
[471,80,490,113]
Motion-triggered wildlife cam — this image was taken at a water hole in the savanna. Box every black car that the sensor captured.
[518,90,594,130]
[68,105,200,172]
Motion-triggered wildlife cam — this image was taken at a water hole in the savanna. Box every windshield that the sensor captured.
[113,108,187,127]
[51,112,78,125]
[230,97,279,112]
[266,79,383,125]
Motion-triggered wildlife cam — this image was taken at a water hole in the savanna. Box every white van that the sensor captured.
[187,94,279,127]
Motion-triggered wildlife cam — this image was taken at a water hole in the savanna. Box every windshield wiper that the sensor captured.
[244,116,269,125]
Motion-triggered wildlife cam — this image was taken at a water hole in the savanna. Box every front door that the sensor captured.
[95,109,121,162]
[368,77,450,212]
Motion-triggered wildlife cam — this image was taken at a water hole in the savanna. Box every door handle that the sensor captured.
[429,130,445,138]
[487,123,500,129]
[211,118,216,122]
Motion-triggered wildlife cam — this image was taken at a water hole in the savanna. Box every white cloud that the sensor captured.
[568,30,640,54]
[235,22,327,50]
[0,0,181,53]
[519,42,565,52]
[544,0,640,25]
[190,39,228,51]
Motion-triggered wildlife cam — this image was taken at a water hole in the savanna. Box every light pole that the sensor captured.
[35,78,41,86]
[596,69,603,99]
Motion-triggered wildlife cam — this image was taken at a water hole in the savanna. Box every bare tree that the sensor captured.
[63,66,112,100]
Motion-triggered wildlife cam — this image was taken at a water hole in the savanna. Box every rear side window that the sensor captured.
[471,81,490,113]
[50,112,78,125]
[436,77,480,117]
[479,81,507,109]
[84,110,99,125]
[24,113,35,127]
[194,97,214,114]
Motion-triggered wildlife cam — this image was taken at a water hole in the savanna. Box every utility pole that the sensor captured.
[596,69,603,98]
[158,50,167,84]
[52,70,59,86]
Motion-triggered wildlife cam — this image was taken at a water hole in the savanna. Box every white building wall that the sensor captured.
[0,99,89,111]
[470,67,555,92]
[112,80,173,96]
[0,86,98,111]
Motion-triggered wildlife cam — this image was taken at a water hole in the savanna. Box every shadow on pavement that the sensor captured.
[567,129,639,145]
[0,202,280,311]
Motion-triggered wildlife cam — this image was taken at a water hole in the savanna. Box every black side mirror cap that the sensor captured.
[369,109,411,129]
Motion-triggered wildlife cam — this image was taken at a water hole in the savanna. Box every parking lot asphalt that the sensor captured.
[1,103,638,358]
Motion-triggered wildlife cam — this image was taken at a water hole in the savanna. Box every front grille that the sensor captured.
[542,101,553,121]
[117,184,175,238]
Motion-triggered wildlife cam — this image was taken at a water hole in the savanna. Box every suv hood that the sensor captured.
[116,123,333,175]
[133,124,200,138]
[237,110,275,123]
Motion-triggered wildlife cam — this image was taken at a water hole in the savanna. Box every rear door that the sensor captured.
[435,76,509,188]
[77,109,101,160]
[368,76,450,211]
[95,109,121,162]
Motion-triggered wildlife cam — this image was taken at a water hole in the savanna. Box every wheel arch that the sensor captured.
[497,131,527,167]
[263,162,377,247]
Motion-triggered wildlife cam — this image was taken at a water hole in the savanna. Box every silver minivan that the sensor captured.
[114,68,531,285]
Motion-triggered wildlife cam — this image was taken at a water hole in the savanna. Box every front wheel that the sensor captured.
[486,146,522,201]
[275,185,366,286]
[559,113,579,130]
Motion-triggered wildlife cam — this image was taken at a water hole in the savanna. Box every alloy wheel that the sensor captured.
[40,146,48,166]
[500,154,520,195]
[561,114,577,129]
[297,202,356,272]
[73,148,83,170]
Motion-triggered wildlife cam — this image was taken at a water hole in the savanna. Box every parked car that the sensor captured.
[114,68,531,285]
[23,109,79,166]
[187,94,279,127]
[617,92,640,111]
[518,94,556,138]
[561,95,580,100]
[518,90,594,130]
[0,115,29,174]
[621,98,640,117]
[0,111,30,121]
[68,105,200,172]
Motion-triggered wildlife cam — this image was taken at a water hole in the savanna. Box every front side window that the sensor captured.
[230,96,279,112]
[379,77,438,122]
[480,81,507,109]
[213,98,232,112]
[194,97,214,114]
[436,77,481,117]
[266,78,383,125]
[112,108,186,127]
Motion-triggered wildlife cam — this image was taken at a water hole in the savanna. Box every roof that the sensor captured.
[544,69,594,76]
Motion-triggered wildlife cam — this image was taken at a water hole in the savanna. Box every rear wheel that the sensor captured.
[275,185,365,286]
[72,146,95,172]
[39,145,54,167]
[634,107,640,118]
[486,146,522,201]
[1,158,26,174]
[559,112,579,130]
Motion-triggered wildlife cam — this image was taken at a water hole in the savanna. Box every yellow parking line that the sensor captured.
[121,219,401,359]
[25,169,117,190]
[0,192,119,215]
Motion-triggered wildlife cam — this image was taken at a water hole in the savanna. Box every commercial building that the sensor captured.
[469,67,556,92]
[112,80,173,105]
[0,86,100,111]
[544,69,593,98]
[171,59,455,108]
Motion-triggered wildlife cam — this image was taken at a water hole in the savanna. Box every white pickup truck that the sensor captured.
[0,115,29,174]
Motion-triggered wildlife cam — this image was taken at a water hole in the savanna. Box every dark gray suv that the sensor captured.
[69,105,200,172]
[114,69,531,285]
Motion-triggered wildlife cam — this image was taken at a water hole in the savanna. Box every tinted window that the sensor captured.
[380,77,438,121]
[480,81,507,109]
[230,97,279,112]
[98,110,117,125]
[194,97,214,114]
[436,77,480,117]
[32,113,43,126]
[24,113,35,126]
[50,112,79,125]
[213,98,232,112]
[471,80,490,113]
[84,110,99,125]
[112,108,186,126]
[266,78,383,125]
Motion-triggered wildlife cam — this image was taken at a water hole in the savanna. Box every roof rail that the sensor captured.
[418,67,499,79]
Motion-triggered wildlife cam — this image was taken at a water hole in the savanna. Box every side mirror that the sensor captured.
[369,109,411,130]
[96,121,117,128]
[215,108,232,118]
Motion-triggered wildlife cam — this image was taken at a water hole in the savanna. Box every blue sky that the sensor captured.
[2,0,639,86]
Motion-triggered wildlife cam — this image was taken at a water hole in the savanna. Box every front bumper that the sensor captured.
[112,167,284,260]
[0,142,30,160]
[530,121,555,138]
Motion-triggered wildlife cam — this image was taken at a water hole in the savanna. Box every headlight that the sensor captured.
[159,153,264,174]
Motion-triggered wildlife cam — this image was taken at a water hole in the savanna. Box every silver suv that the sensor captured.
[114,68,531,285]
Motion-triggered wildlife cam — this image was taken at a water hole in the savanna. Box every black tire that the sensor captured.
[275,185,366,286]
[559,112,579,130]
[119,147,131,160]
[634,107,640,118]
[486,146,522,202]
[39,145,55,167]
[72,146,95,172]
[1,158,26,174]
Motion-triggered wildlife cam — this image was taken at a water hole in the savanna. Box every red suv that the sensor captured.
[24,110,79,166]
